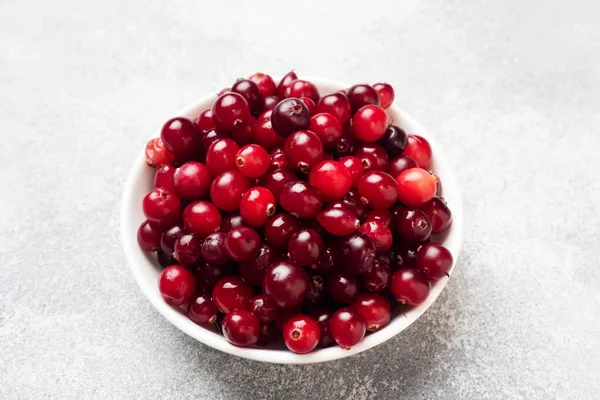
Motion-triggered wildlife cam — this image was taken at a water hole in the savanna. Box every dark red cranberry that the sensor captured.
[339,156,363,187]
[416,243,453,279]
[210,170,249,212]
[330,307,366,349]
[372,83,394,109]
[145,137,174,167]
[156,250,175,268]
[262,260,309,308]
[225,226,260,262]
[253,112,283,150]
[187,293,218,324]
[275,306,302,331]
[158,264,196,306]
[396,209,432,242]
[283,314,321,354]
[269,147,293,171]
[377,125,407,157]
[249,294,279,323]
[420,196,452,233]
[173,232,203,265]
[347,84,380,113]
[182,200,221,237]
[200,232,229,265]
[230,116,256,145]
[137,220,163,251]
[142,188,182,227]
[236,144,270,178]
[239,244,279,287]
[310,308,335,348]
[154,164,176,191]
[341,188,368,220]
[260,95,280,112]
[309,113,343,150]
[317,93,351,124]
[355,143,389,172]
[396,167,437,207]
[194,262,236,290]
[335,232,376,275]
[205,138,239,175]
[300,97,317,117]
[276,70,298,98]
[288,229,324,267]
[173,161,211,201]
[222,310,260,346]
[232,78,262,114]
[308,160,352,201]
[317,207,360,236]
[271,98,310,137]
[160,222,185,254]
[264,213,302,250]
[358,220,393,253]
[391,240,425,269]
[256,322,279,346]
[220,212,244,233]
[198,128,228,155]
[352,105,388,143]
[315,246,337,274]
[212,276,253,313]
[403,134,432,169]
[388,155,418,178]
[304,270,327,307]
[264,168,296,199]
[285,79,320,102]
[352,293,391,331]
[249,72,276,97]
[390,268,431,305]
[284,130,324,171]
[363,259,391,293]
[211,92,251,132]
[280,181,323,219]
[326,272,360,304]
[365,209,393,228]
[358,171,398,210]
[193,108,215,132]
[333,135,356,158]
[160,117,200,162]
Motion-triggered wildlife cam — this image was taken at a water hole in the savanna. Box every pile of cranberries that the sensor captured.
[138,71,454,354]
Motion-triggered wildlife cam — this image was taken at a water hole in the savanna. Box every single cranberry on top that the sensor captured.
[352,105,388,143]
[236,144,270,178]
[182,200,221,237]
[284,130,324,172]
[142,188,182,228]
[211,92,251,132]
[239,187,276,228]
[160,117,200,162]
[158,264,196,307]
[271,98,310,137]
[249,72,277,97]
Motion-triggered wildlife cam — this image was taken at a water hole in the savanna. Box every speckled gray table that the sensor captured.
[1,0,599,398]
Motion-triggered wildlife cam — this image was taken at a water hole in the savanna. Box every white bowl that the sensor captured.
[120,77,463,364]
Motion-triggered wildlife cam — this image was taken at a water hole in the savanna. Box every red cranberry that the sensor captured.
[239,244,279,287]
[365,209,393,228]
[199,128,227,154]
[330,307,366,349]
[403,135,432,169]
[335,232,376,275]
[182,201,221,237]
[210,170,249,212]
[173,161,211,201]
[310,308,335,348]
[308,160,352,201]
[317,93,351,124]
[249,294,279,323]
[396,168,437,207]
[390,268,431,305]
[232,78,262,114]
[225,226,260,262]
[326,272,360,304]
[137,220,163,251]
[363,259,391,293]
[309,113,343,150]
[160,117,199,162]
[341,188,368,219]
[396,209,432,242]
[173,232,203,265]
[205,138,240,175]
[358,220,393,253]
[357,171,398,210]
[352,293,391,331]
[240,187,276,227]
[315,246,337,274]
[222,310,260,347]
[285,79,320,102]
[355,143,389,172]
[212,92,251,132]
[195,262,236,290]
[416,243,453,280]
[372,83,394,109]
[377,125,407,157]
[260,95,280,112]
[142,188,182,227]
[347,84,380,113]
[253,113,283,150]
[145,137,174,167]
[269,147,293,171]
[187,293,218,324]
[264,168,296,199]
[284,130,324,171]
[276,70,298,98]
[304,271,327,307]
[317,207,360,236]
[288,229,324,267]
[280,181,323,219]
[420,196,452,233]
[256,323,279,346]
[283,315,321,354]
[300,97,317,117]
[249,72,276,97]
[158,265,196,306]
[193,108,215,132]
[262,260,309,308]
[271,98,310,137]
[160,222,185,254]
[200,232,229,265]
[154,164,176,191]
[264,213,301,250]
[352,105,388,143]
[339,156,363,187]
[212,276,253,313]
[220,212,244,233]
[333,135,356,158]
[230,116,256,146]
[236,144,270,178]
[388,155,418,177]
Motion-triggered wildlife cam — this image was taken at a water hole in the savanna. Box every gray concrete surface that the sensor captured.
[1,0,599,398]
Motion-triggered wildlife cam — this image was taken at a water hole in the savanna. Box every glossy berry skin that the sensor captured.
[173,232,203,265]
[358,220,393,253]
[333,135,356,159]
[310,308,335,348]
[403,135,433,169]
[222,310,260,347]
[330,307,366,349]
[358,171,398,210]
[236,144,270,178]
[205,138,240,175]
[416,243,453,279]
[201,232,229,265]
[396,209,432,243]
[211,92,251,132]
[285,79,320,102]
[158,265,196,306]
[220,212,244,233]
[271,98,310,137]
[307,160,352,201]
[160,222,185,254]
[145,137,174,167]
[317,207,360,236]
[304,271,327,306]
[283,315,321,354]
[249,294,279,323]
[239,187,276,228]
[326,272,360,304]
[352,105,388,143]
[261,95,280,112]
[372,83,395,109]
[187,293,218,325]
[232,79,262,114]
[335,232,376,275]
[279,181,323,219]
[264,213,302,250]
[230,116,256,146]
[390,240,425,269]
[395,168,437,207]
[315,247,337,274]
[420,197,452,233]
[365,209,393,228]
[338,156,364,188]
[199,128,227,155]
[212,276,253,313]
[210,170,249,212]
[194,262,236,290]
[154,164,176,191]
[309,113,343,150]
[142,188,182,227]
[182,201,221,237]
[284,130,324,171]
[347,84,380,113]
[253,112,283,150]
[269,148,293,171]
[352,293,391,331]
[363,259,391,293]
[288,229,324,267]
[137,220,163,251]
[377,125,407,157]
[355,144,389,172]
[193,108,216,132]
[276,70,298,98]
[388,155,418,178]
[390,268,431,305]
[239,244,279,287]
[225,226,261,262]
[317,93,351,124]
[249,72,276,97]
[262,260,310,308]
[160,117,199,162]
[264,168,296,199]
[341,188,368,220]
[300,97,317,117]
[173,161,211,201]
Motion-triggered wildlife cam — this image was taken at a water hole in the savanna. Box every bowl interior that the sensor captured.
[120,78,463,364]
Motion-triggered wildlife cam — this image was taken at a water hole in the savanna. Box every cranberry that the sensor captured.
[275,306,302,331]
[315,246,337,274]
[317,207,360,236]
[205,138,240,175]
[391,240,425,269]
[187,293,218,325]
[239,244,279,287]
[232,78,262,114]
[236,144,270,178]
[280,181,323,219]
[276,70,298,98]
[157,250,175,268]
[300,97,317,117]
[372,83,394,109]
[182,201,221,237]
[137,220,163,251]
[249,72,276,97]
[396,168,437,207]
[211,92,251,132]
[335,232,376,275]
[222,310,260,347]
[310,308,335,348]
[330,307,366,349]
[339,156,363,187]
[358,220,393,253]
[269,147,293,171]
[218,87,231,96]
[173,161,211,201]
[317,93,351,124]
[390,268,431,305]
[396,209,432,242]
[420,196,452,233]
[145,137,174,167]
[230,116,256,145]
[260,95,280,112]
[288,229,324,266]
[388,155,418,177]
[225,226,260,262]
[284,130,324,171]
[355,144,389,172]
[256,323,280,346]
[304,271,327,306]
[200,232,229,265]
[195,262,236,290]
[262,260,309,308]
[416,243,453,280]
[160,117,199,162]
[308,160,352,201]
[403,135,432,169]
[283,314,320,354]
[210,170,249,212]
[249,294,279,323]
[347,84,380,112]
[253,113,283,150]
[308,113,343,150]
[357,171,398,210]
[352,293,391,331]
[377,125,407,157]
[264,168,296,199]
[333,135,356,158]
[193,108,215,132]
[212,276,253,313]
[158,265,196,306]
[430,171,442,196]
[142,188,182,227]
[363,259,391,293]
[264,213,301,250]
[160,222,185,254]
[352,105,388,143]
[271,98,310,137]
[240,187,276,227]
[154,164,176,191]
[285,79,320,102]
[199,129,227,154]
[365,209,393,228]
[341,188,368,219]
[173,232,203,265]
[220,212,244,233]
[326,272,360,304]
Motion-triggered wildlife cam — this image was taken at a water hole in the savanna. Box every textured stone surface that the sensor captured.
[1,0,599,398]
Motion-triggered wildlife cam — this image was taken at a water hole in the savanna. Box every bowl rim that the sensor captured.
[120,77,463,364]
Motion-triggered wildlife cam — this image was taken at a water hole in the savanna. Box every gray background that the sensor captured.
[1,0,599,398]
